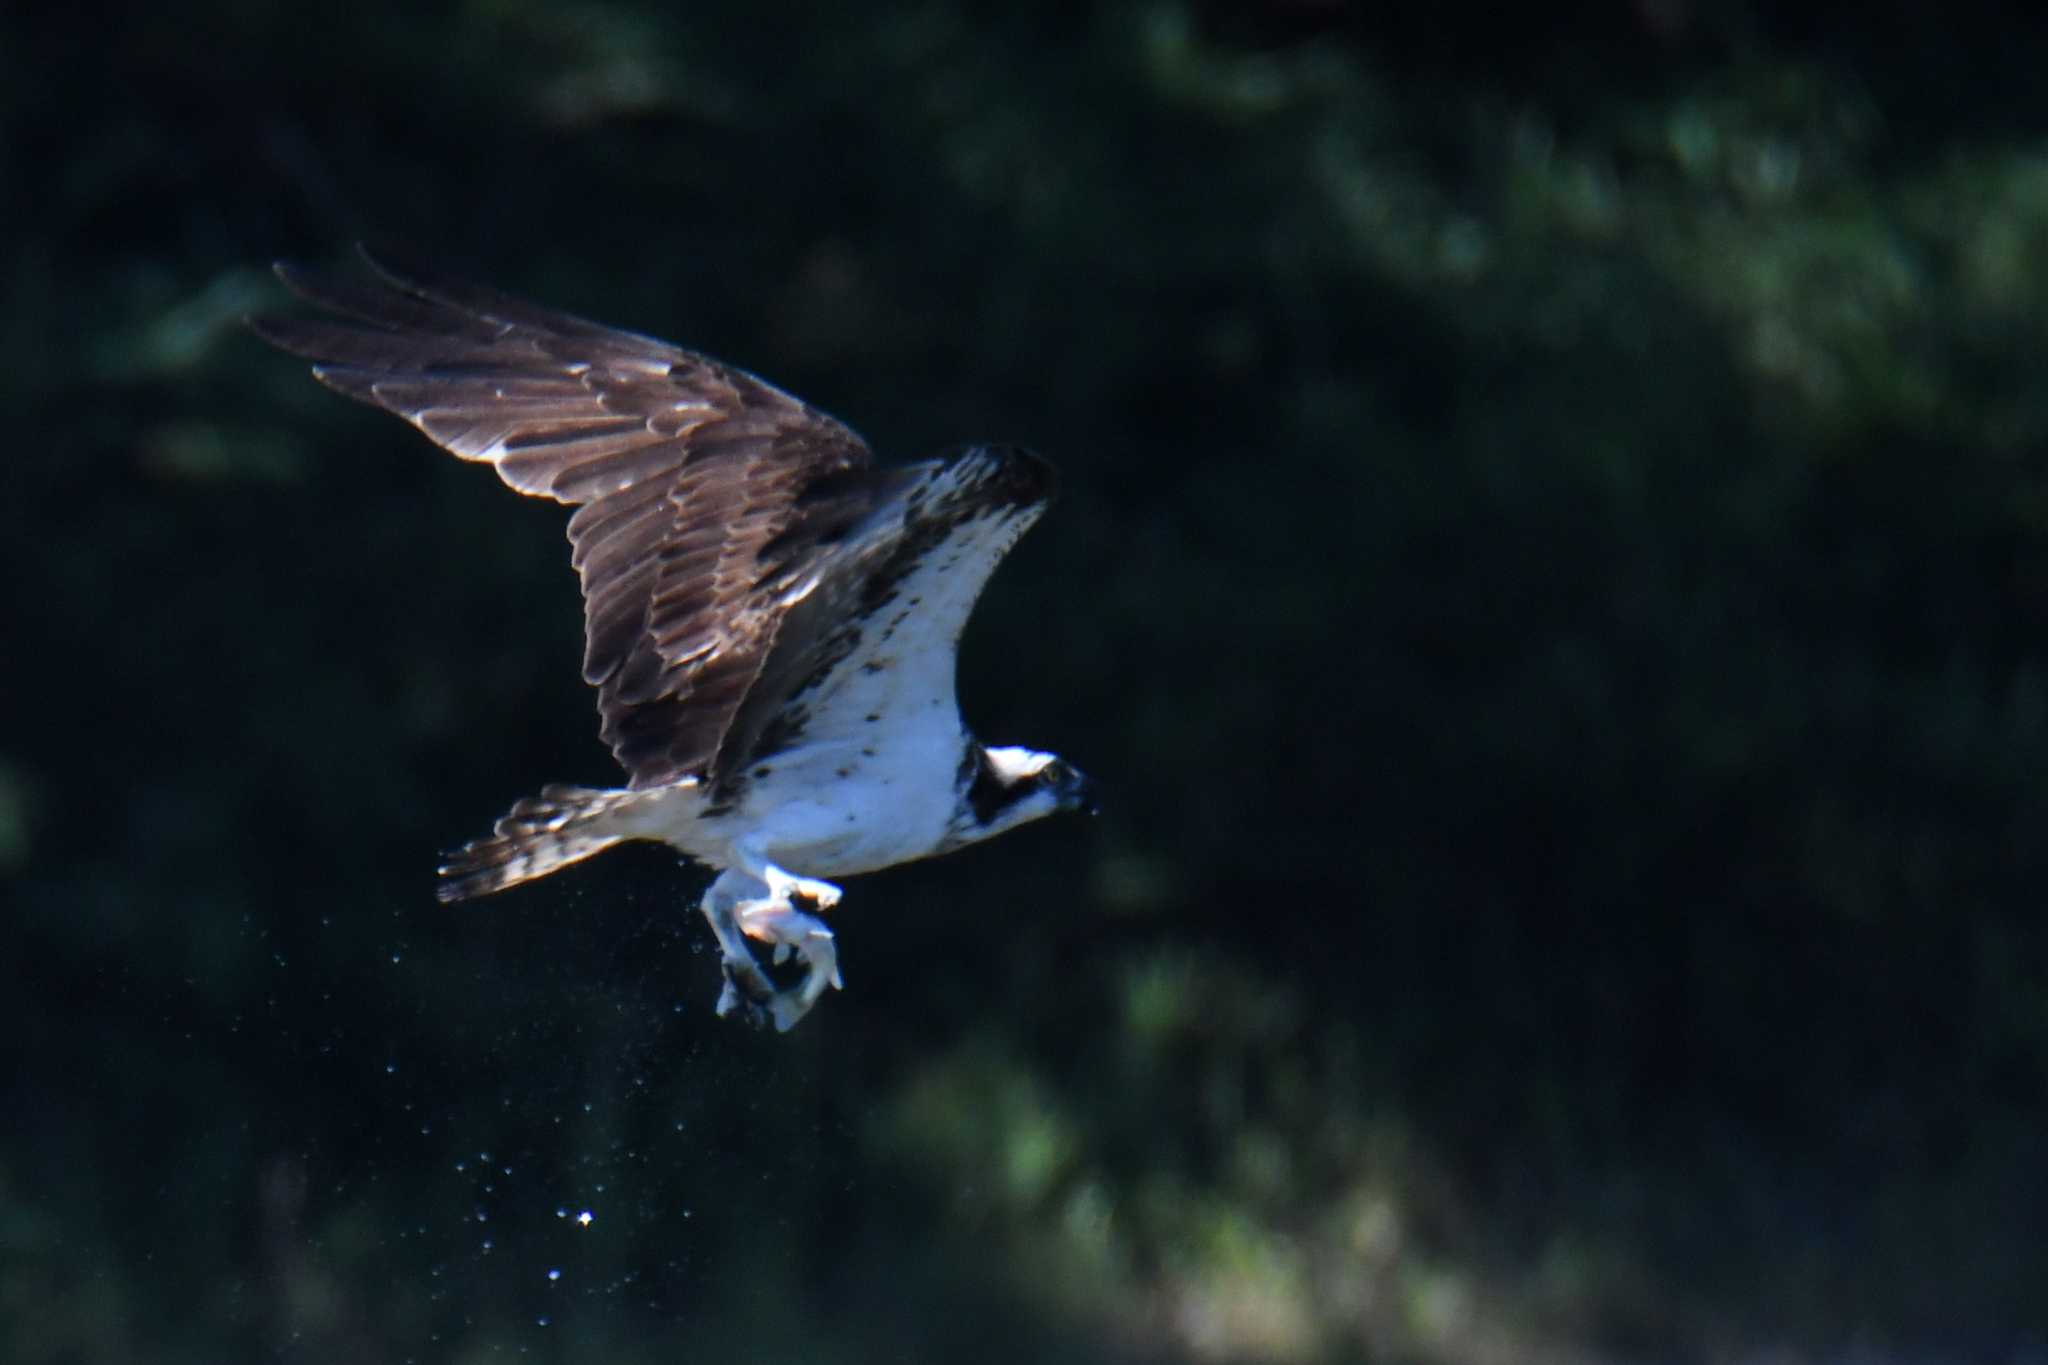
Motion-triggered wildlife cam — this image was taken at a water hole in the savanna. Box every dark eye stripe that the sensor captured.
[966,751,1014,826]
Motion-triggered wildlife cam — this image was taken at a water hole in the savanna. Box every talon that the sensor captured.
[803,929,845,989]
[768,992,808,1033]
[716,978,763,1026]
[708,864,844,1029]
[718,953,774,1027]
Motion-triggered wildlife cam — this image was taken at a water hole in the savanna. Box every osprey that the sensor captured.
[253,248,1091,1031]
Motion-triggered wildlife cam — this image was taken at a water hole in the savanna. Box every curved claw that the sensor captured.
[699,863,847,1032]
[714,954,776,1028]
[758,923,841,1033]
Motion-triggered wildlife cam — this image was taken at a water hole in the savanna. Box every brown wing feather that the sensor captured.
[250,247,877,788]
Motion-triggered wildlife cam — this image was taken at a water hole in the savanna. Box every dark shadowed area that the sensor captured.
[6,3,2048,1362]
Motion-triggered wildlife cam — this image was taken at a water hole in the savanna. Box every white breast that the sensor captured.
[713,494,1039,878]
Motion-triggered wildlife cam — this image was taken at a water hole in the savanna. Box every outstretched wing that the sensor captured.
[711,443,1055,798]
[251,246,883,788]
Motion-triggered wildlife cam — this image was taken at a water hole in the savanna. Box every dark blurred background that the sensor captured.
[7,2,2048,1361]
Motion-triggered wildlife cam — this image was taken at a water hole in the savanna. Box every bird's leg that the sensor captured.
[699,868,777,1024]
[733,899,841,1032]
[724,841,845,1032]
[765,864,842,915]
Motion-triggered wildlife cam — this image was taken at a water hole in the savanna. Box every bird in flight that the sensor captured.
[253,248,1092,1031]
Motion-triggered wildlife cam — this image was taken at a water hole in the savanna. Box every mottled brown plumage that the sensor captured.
[252,246,880,791]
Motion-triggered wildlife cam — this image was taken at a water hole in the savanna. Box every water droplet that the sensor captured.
[547,1268,561,1282]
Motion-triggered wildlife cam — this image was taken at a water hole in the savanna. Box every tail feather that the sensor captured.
[437,783,659,903]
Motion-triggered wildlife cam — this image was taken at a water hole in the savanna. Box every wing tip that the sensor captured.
[242,309,288,346]
[257,240,472,318]
[242,309,341,362]
[264,256,366,311]
[354,239,455,296]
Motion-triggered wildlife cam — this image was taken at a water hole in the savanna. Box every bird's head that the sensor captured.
[947,744,1096,848]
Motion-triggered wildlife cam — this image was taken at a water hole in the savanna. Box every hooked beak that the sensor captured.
[1060,765,1099,817]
